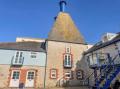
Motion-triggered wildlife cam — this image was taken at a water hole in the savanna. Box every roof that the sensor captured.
[0,42,46,52]
[85,33,120,54]
[48,12,85,44]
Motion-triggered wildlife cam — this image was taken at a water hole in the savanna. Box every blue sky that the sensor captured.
[0,0,120,44]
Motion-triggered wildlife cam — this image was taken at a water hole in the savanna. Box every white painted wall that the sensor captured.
[0,49,46,66]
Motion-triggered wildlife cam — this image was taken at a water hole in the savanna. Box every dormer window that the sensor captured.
[64,54,72,68]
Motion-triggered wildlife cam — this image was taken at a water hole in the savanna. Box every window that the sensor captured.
[13,51,24,65]
[65,71,72,79]
[15,52,19,63]
[12,71,20,79]
[76,70,83,80]
[64,54,72,68]
[98,52,105,60]
[27,71,35,80]
[66,47,70,53]
[31,52,37,58]
[50,69,57,79]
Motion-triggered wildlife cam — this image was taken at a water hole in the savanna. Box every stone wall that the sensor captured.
[45,41,89,88]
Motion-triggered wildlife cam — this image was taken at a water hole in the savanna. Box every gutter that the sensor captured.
[84,38,120,55]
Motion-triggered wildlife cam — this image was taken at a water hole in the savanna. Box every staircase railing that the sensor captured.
[85,53,119,88]
[94,54,120,85]
[83,53,111,86]
[56,74,66,87]
[82,72,94,86]
[56,71,95,87]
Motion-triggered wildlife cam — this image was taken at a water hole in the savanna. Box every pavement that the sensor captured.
[0,86,89,89]
[46,86,89,89]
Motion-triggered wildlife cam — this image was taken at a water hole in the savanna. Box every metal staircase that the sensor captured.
[56,54,120,89]
[92,54,120,89]
[56,73,90,87]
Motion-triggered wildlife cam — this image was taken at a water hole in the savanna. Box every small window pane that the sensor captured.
[65,71,71,79]
[64,54,72,67]
[27,71,34,79]
[12,71,20,79]
[31,52,37,58]
[50,69,57,79]
[13,51,23,64]
[77,70,83,79]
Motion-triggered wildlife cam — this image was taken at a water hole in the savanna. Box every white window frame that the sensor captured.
[30,52,37,58]
[64,54,72,67]
[26,71,35,80]
[50,69,57,79]
[66,47,70,53]
[11,70,20,80]
[76,70,83,80]
[65,71,72,79]
[13,51,23,65]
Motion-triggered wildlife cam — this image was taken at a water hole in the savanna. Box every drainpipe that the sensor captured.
[107,53,111,65]
[94,68,97,83]
[114,43,120,57]
[43,42,48,89]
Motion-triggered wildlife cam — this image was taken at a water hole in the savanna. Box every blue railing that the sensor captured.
[93,54,120,89]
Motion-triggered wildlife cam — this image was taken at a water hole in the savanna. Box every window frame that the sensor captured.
[76,70,84,80]
[66,47,71,53]
[64,71,72,79]
[30,52,37,58]
[63,54,72,68]
[13,51,24,65]
[27,71,35,80]
[11,70,20,80]
[50,69,58,79]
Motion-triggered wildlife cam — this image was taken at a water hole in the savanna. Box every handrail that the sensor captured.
[83,55,112,86]
[83,54,111,84]
[94,54,119,82]
[56,74,66,87]
[82,71,95,86]
[87,53,109,67]
[56,71,95,86]
[84,72,94,81]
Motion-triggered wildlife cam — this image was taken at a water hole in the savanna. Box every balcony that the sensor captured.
[64,64,72,69]
[11,56,24,66]
[86,53,109,69]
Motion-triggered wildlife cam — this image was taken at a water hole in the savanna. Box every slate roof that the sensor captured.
[48,12,85,44]
[0,42,46,52]
[85,33,120,54]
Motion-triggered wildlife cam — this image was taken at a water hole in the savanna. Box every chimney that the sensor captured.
[59,0,67,12]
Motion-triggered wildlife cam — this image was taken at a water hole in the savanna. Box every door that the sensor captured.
[9,70,20,87]
[25,71,35,87]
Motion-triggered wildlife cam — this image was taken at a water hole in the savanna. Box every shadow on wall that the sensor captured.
[63,86,88,89]
[56,56,90,89]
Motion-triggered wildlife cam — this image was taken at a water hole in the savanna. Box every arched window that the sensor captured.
[64,54,72,68]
